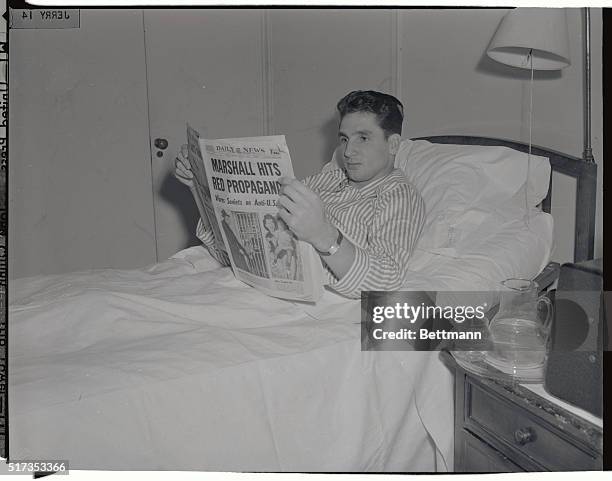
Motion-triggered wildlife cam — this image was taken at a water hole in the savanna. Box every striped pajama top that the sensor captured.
[196,167,425,299]
[303,168,425,298]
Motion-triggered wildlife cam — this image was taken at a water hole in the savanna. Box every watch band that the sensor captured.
[316,229,343,257]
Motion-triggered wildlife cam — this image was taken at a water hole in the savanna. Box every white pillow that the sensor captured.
[393,140,553,301]
[404,208,554,308]
[393,139,551,251]
[395,139,550,206]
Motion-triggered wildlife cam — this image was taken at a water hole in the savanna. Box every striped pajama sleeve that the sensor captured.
[196,218,231,267]
[330,182,425,299]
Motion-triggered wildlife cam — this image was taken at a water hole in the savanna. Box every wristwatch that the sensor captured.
[316,229,343,257]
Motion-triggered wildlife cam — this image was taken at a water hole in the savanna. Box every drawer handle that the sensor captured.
[514,427,536,445]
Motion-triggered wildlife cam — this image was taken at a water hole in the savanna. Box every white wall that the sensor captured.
[9,10,157,278]
[269,9,394,180]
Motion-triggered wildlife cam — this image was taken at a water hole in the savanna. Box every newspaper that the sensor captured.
[186,125,227,256]
[187,126,324,302]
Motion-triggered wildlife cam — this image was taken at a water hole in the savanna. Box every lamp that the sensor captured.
[486,8,572,225]
[487,8,570,70]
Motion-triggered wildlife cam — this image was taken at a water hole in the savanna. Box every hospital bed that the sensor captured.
[7,135,596,472]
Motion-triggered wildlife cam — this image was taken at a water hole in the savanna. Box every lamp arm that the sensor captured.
[583,7,594,162]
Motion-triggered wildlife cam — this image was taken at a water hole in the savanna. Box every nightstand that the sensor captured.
[443,352,603,472]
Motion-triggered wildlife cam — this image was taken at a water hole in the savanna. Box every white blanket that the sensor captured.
[9,246,454,472]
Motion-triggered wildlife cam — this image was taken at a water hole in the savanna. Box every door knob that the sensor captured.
[513,426,536,445]
[154,138,169,150]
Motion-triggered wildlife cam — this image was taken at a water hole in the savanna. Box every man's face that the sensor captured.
[337,111,399,189]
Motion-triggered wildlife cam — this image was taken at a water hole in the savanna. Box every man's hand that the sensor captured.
[174,144,194,188]
[277,177,337,251]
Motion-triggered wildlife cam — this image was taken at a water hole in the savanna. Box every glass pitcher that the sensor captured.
[487,278,554,373]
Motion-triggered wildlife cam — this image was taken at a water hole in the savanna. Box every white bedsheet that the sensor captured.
[9,246,454,472]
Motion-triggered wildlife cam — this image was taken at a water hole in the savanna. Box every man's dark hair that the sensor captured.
[336,90,404,138]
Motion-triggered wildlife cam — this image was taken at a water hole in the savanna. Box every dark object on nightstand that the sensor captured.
[545,258,604,418]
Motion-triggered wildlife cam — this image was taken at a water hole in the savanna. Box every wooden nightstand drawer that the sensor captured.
[465,381,600,471]
[459,430,523,472]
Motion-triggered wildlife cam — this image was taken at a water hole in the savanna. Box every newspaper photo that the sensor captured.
[188,130,324,302]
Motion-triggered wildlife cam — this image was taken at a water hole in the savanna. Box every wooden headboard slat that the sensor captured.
[410,136,597,263]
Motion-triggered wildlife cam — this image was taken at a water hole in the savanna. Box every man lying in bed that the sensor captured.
[175,90,425,299]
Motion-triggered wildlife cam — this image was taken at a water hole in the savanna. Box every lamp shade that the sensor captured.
[487,8,571,70]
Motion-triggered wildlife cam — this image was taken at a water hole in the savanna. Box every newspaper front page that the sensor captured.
[190,132,323,302]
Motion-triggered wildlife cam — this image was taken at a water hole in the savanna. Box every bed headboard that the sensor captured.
[411,136,597,263]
